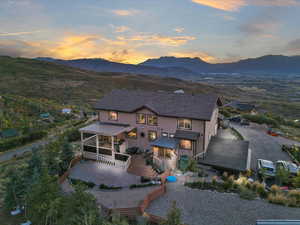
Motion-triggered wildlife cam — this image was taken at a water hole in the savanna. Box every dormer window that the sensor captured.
[177,119,192,130]
[108,111,118,121]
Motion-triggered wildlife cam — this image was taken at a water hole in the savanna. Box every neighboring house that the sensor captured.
[79,90,222,170]
[62,108,72,114]
[0,128,19,139]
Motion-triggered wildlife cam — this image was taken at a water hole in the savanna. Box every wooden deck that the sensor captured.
[127,155,158,178]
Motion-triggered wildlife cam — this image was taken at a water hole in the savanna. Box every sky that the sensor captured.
[0,0,300,64]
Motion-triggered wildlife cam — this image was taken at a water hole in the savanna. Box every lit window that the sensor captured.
[148,131,157,141]
[179,139,192,150]
[147,115,158,126]
[177,119,192,130]
[127,128,137,139]
[162,132,168,137]
[108,111,118,121]
[136,113,146,124]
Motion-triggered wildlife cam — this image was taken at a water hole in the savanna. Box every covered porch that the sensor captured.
[151,137,178,171]
[79,122,135,170]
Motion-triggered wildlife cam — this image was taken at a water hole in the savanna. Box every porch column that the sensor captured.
[80,132,83,155]
[96,134,99,161]
[111,135,115,160]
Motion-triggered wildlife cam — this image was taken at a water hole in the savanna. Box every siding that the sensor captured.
[98,106,217,155]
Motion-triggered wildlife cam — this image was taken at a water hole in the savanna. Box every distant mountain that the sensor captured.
[140,55,300,75]
[36,55,300,80]
[36,57,197,79]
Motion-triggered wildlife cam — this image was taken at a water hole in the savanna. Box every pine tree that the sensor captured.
[163,201,182,225]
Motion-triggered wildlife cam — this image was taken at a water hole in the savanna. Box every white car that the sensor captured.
[257,159,276,177]
[276,160,300,176]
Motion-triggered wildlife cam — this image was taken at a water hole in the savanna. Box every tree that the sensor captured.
[163,201,182,225]
[292,173,300,188]
[58,185,103,225]
[25,169,61,225]
[59,140,74,174]
[276,167,290,186]
[4,168,27,211]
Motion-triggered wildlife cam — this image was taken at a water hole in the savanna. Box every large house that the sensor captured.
[79,89,222,170]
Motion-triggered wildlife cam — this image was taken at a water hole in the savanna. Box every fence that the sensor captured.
[58,154,82,184]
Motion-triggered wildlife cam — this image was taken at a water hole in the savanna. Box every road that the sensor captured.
[231,123,299,170]
[0,117,96,163]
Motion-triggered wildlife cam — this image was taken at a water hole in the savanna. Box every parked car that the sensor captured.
[257,159,276,178]
[240,119,250,126]
[267,128,283,137]
[229,116,241,123]
[276,160,300,176]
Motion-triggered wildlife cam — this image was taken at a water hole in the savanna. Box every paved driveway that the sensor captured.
[231,123,299,170]
[146,182,300,225]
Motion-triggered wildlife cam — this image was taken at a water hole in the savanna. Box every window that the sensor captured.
[147,115,158,126]
[136,113,146,124]
[127,128,137,139]
[177,119,192,130]
[179,139,192,150]
[162,132,168,137]
[148,130,157,141]
[108,111,118,121]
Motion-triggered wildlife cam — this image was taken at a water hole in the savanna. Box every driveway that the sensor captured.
[146,182,300,225]
[231,123,299,170]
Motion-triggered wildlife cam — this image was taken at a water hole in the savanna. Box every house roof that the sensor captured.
[174,130,200,140]
[79,122,134,136]
[150,137,178,149]
[94,90,222,121]
[0,128,18,138]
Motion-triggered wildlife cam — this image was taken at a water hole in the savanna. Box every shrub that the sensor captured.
[255,183,268,198]
[270,185,281,195]
[187,159,198,172]
[223,175,235,191]
[222,172,228,181]
[99,184,122,190]
[211,176,218,187]
[288,190,300,202]
[70,179,95,189]
[129,183,156,189]
[239,187,257,200]
[268,193,289,206]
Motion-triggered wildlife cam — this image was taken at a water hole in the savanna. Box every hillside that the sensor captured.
[0,56,230,106]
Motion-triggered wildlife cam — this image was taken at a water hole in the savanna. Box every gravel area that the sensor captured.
[146,183,300,225]
[231,123,296,170]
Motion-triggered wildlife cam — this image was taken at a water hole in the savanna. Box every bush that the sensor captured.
[270,185,281,195]
[255,183,268,198]
[70,178,95,189]
[243,114,279,128]
[239,187,257,200]
[99,184,122,190]
[187,159,198,172]
[223,175,235,191]
[129,183,156,189]
[268,193,289,206]
[288,190,300,202]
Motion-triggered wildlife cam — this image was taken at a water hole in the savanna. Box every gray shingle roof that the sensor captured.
[94,90,221,121]
[174,130,200,140]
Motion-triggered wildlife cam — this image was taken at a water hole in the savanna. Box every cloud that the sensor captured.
[191,0,299,11]
[174,27,185,33]
[191,0,247,11]
[286,38,300,53]
[114,26,130,33]
[0,30,45,37]
[238,9,280,38]
[111,9,140,16]
[118,34,196,46]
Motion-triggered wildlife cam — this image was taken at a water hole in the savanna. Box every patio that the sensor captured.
[69,160,141,187]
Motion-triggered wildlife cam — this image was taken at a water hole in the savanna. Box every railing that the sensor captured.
[194,151,206,160]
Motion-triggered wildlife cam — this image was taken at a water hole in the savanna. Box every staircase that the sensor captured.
[127,155,158,178]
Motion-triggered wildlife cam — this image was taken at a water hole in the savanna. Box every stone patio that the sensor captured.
[69,160,141,187]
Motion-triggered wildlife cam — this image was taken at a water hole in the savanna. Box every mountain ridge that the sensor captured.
[36,54,300,79]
